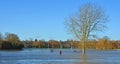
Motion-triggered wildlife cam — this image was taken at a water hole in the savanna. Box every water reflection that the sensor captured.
[81,54,87,64]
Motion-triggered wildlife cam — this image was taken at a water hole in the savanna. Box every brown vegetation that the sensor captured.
[0,32,24,50]
[0,32,120,50]
[22,39,120,50]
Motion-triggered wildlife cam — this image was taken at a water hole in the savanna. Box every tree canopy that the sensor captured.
[65,3,108,54]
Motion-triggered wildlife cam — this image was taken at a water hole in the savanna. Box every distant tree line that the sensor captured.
[0,32,120,50]
[0,32,24,50]
[22,38,120,50]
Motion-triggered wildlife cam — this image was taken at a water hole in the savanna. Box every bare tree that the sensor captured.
[0,33,2,41]
[5,32,20,46]
[0,33,3,49]
[65,3,108,54]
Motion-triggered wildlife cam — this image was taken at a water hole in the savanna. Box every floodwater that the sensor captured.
[0,48,120,64]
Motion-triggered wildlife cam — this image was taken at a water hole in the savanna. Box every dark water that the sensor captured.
[0,48,120,64]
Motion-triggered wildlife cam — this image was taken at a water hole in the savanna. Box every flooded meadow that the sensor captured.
[0,48,120,64]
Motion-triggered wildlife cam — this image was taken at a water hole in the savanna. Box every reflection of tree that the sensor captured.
[81,54,87,64]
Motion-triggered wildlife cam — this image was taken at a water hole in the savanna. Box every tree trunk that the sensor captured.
[82,35,86,55]
[82,41,85,54]
[82,47,85,54]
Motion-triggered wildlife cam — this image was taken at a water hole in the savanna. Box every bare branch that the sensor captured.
[65,3,108,54]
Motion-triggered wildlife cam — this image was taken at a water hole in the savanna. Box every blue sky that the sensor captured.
[0,0,120,41]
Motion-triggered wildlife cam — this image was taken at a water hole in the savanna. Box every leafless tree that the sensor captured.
[0,33,2,41]
[5,32,20,46]
[65,3,108,54]
[0,33,3,49]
